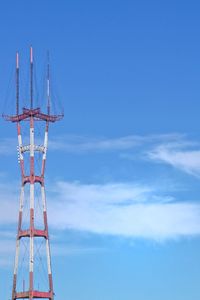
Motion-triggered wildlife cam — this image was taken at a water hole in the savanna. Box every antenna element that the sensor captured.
[30,47,33,109]
[16,52,19,115]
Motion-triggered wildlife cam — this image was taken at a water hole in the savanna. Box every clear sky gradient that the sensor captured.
[0,1,200,300]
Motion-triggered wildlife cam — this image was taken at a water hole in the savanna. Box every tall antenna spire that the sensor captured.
[47,51,50,115]
[30,46,33,109]
[3,49,64,300]
[16,52,19,115]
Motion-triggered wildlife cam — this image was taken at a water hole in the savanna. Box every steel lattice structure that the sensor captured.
[3,48,63,300]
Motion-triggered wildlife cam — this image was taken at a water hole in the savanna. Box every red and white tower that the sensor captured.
[3,48,63,300]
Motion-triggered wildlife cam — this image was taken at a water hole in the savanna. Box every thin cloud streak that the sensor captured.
[48,181,200,241]
[48,133,182,153]
[0,179,200,242]
[0,133,186,158]
[148,142,200,177]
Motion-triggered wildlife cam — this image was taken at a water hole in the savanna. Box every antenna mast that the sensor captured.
[16,52,19,115]
[30,47,33,109]
[47,52,50,115]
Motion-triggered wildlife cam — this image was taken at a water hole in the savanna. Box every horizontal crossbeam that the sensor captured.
[3,107,63,123]
[23,176,44,185]
[15,290,53,299]
[19,145,45,153]
[18,229,48,239]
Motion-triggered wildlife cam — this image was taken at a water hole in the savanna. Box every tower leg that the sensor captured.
[12,186,24,300]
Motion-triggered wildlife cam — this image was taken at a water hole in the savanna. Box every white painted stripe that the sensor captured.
[46,239,52,275]
[19,186,24,212]
[29,237,34,272]
[18,134,22,146]
[14,239,20,275]
[43,131,48,160]
[30,128,34,157]
[18,134,23,160]
[30,184,34,209]
[41,186,47,212]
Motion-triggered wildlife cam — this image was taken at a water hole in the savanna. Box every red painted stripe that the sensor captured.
[29,271,33,292]
[15,290,53,299]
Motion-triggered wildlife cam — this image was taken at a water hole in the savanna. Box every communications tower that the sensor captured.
[3,48,63,300]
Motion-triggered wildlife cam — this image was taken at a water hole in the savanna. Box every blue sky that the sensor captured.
[0,1,200,299]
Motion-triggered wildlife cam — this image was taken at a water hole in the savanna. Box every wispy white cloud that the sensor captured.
[148,142,200,177]
[2,132,200,181]
[0,180,199,241]
[0,133,182,157]
[47,181,200,241]
[48,133,182,153]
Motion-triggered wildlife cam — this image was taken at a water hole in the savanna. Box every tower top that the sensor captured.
[3,47,64,123]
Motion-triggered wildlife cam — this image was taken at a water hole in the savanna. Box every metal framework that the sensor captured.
[3,48,63,300]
